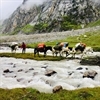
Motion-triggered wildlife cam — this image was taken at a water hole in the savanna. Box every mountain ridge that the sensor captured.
[1,0,100,34]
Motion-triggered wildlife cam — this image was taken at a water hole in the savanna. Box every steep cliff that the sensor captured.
[2,0,100,34]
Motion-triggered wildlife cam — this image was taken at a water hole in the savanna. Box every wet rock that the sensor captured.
[45,70,57,76]
[76,67,83,70]
[3,69,13,73]
[80,56,100,66]
[68,71,74,75]
[13,64,16,68]
[33,72,38,76]
[86,68,88,70]
[17,78,24,82]
[41,65,48,69]
[83,70,97,79]
[18,69,23,72]
[29,68,34,70]
[53,85,62,93]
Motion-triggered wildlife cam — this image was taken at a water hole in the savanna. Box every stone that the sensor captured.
[53,85,62,93]
[45,70,57,76]
[83,70,97,79]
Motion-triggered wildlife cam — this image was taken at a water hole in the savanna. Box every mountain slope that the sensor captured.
[2,0,100,34]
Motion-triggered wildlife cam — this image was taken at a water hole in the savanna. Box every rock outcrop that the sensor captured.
[80,56,100,66]
[2,0,100,34]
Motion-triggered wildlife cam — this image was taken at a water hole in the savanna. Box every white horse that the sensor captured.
[60,45,93,58]
[82,47,93,57]
[60,47,72,57]
[70,46,94,58]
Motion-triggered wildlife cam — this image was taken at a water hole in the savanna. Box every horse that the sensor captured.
[9,42,19,53]
[82,46,93,57]
[69,44,93,58]
[60,47,73,57]
[52,42,69,57]
[52,45,62,56]
[34,46,52,57]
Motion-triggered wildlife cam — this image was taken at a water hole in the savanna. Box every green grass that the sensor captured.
[0,87,100,100]
[85,19,100,27]
[27,30,100,51]
[66,31,100,50]
[0,53,65,61]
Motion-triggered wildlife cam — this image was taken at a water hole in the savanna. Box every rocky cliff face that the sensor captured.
[2,0,100,34]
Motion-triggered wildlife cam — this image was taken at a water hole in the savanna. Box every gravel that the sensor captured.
[0,26,100,44]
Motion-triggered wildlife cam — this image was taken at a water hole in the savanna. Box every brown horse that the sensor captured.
[34,46,52,57]
[52,42,69,57]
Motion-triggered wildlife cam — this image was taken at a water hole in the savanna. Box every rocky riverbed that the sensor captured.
[0,47,100,93]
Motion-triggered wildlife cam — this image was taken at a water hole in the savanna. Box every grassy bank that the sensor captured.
[0,53,65,61]
[0,87,100,100]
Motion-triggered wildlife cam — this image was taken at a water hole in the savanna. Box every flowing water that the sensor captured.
[0,47,100,93]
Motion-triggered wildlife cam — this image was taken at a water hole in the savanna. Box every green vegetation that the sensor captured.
[65,31,100,50]
[33,22,49,33]
[0,87,100,100]
[10,15,82,34]
[21,24,34,34]
[10,17,100,35]
[60,16,81,31]
[85,19,100,27]
[66,31,100,51]
[0,53,65,61]
[11,26,22,35]
[27,30,100,51]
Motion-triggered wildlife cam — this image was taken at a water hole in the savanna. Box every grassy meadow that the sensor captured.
[27,30,100,51]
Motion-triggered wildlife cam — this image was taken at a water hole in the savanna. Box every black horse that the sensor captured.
[75,45,86,53]
[10,44,18,53]
[52,45,62,56]
[34,46,52,57]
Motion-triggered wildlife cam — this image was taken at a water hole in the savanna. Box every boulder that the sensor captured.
[53,85,62,93]
[45,70,57,76]
[80,56,100,66]
[83,70,97,79]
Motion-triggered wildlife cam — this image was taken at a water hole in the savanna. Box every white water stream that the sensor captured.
[0,47,100,93]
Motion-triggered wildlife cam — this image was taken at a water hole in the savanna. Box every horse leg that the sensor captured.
[44,51,46,57]
[55,52,58,57]
[34,49,37,57]
[34,52,36,57]
[65,51,69,57]
[37,52,40,57]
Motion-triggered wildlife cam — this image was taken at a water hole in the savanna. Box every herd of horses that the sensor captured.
[34,42,93,58]
[10,42,93,58]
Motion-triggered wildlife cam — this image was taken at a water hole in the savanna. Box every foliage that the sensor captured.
[31,16,81,33]
[33,22,49,33]
[10,17,100,34]
[11,26,22,35]
[21,24,34,34]
[60,16,81,31]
